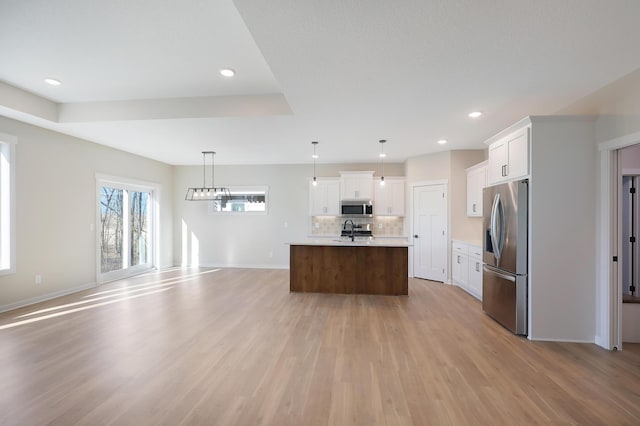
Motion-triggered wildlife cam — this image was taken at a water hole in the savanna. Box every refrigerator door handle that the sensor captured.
[490,193,501,259]
[483,265,515,282]
[496,193,505,256]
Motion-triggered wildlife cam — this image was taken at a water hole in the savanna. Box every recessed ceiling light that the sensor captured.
[220,68,235,77]
[437,139,448,145]
[468,111,483,118]
[44,78,61,86]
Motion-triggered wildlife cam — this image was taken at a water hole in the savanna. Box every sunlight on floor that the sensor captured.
[0,268,222,330]
[0,288,172,330]
[86,268,221,297]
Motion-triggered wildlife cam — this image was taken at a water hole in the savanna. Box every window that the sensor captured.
[97,175,158,282]
[208,186,268,214]
[0,133,16,275]
[100,187,124,273]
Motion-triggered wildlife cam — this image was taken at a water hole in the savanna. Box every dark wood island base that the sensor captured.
[289,244,408,295]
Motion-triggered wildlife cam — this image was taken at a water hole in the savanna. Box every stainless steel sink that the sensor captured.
[333,237,374,243]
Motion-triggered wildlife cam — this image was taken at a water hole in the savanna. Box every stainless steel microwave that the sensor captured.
[341,200,373,217]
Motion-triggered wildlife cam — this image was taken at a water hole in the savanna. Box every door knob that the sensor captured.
[414,234,419,238]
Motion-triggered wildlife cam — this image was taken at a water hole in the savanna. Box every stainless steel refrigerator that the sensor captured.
[482,180,528,335]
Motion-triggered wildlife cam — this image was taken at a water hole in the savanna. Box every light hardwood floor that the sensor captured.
[0,268,639,425]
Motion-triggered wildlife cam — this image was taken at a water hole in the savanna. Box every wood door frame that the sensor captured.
[408,180,449,281]
[597,130,640,350]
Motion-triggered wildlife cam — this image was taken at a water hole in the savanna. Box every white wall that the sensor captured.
[620,144,640,171]
[404,150,485,281]
[560,68,640,142]
[405,150,485,243]
[0,116,174,311]
[450,150,486,242]
[173,162,404,268]
[557,66,640,348]
[528,117,596,342]
[405,151,451,183]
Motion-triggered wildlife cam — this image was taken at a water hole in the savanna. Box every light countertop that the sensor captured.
[288,238,412,247]
[452,239,482,248]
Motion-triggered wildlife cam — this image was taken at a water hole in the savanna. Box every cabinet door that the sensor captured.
[468,258,482,299]
[341,175,360,199]
[452,252,469,288]
[452,242,469,288]
[374,178,404,216]
[325,180,340,215]
[309,180,340,216]
[466,166,485,217]
[388,179,405,216]
[468,245,483,299]
[487,140,507,185]
[374,179,389,214]
[341,172,374,200]
[506,128,529,180]
[309,181,327,216]
[357,175,373,200]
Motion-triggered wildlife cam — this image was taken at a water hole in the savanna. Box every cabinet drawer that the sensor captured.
[452,241,468,256]
[469,245,482,260]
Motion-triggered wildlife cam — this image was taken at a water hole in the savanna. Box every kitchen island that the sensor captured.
[288,238,410,295]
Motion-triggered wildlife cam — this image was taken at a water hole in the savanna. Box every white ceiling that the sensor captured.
[1,0,640,165]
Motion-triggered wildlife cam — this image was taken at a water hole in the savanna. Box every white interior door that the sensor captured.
[413,184,447,281]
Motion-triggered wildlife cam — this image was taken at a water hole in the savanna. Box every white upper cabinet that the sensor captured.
[506,128,529,179]
[309,179,340,216]
[374,177,405,216]
[487,126,530,185]
[465,161,487,217]
[340,171,374,200]
[488,142,508,184]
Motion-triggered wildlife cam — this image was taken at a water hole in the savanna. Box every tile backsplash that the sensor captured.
[310,216,405,237]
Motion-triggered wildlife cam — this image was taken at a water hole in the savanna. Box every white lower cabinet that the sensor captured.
[467,246,482,299]
[451,240,482,301]
[452,241,469,288]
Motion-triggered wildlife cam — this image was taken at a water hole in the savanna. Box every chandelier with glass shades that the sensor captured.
[185,151,231,201]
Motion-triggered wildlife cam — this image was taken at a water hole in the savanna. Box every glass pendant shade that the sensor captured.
[185,151,231,201]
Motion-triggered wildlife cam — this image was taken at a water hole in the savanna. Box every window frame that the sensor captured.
[96,174,161,284]
[0,132,17,276]
[207,185,269,215]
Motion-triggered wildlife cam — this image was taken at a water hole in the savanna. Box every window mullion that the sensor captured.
[122,189,130,269]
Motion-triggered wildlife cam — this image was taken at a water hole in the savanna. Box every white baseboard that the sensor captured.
[594,334,612,350]
[527,336,595,344]
[197,263,289,270]
[0,281,97,314]
[622,303,640,344]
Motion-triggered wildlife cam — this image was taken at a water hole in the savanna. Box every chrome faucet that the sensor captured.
[343,219,355,241]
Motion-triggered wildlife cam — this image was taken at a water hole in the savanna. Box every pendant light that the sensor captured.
[185,151,231,201]
[311,141,319,186]
[379,139,386,186]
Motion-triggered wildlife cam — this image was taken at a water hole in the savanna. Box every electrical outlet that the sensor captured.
[35,274,42,284]
[283,222,288,228]
[378,223,383,229]
[269,251,274,258]
[314,222,320,229]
